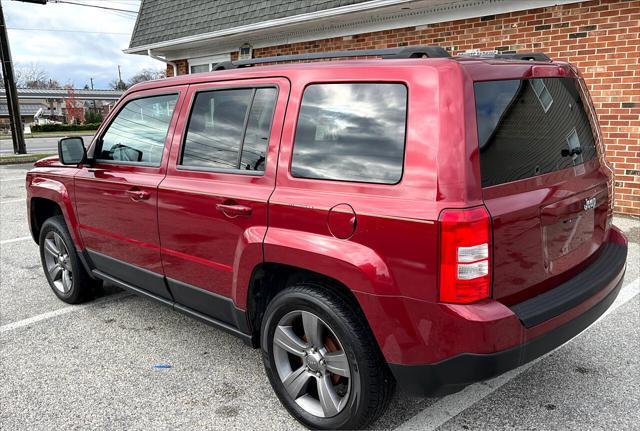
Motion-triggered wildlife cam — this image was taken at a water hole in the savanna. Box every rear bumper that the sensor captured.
[390,272,624,396]
[388,228,628,396]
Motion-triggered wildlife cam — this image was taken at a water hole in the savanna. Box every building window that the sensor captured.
[190,64,210,74]
[188,54,232,74]
[239,43,253,60]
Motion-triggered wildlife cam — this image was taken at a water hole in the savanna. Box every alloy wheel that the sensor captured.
[272,310,352,418]
[43,231,73,294]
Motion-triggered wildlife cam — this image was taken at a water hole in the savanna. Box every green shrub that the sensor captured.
[85,111,103,124]
[31,123,101,133]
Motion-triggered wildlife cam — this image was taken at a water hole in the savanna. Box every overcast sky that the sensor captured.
[4,0,162,89]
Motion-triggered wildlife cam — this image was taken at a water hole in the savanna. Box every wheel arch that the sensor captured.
[245,262,380,353]
[30,197,63,243]
[28,177,83,248]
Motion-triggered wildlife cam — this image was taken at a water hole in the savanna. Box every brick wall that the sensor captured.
[171,0,639,215]
[166,59,188,77]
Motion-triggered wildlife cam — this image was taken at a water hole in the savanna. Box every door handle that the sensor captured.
[216,203,253,217]
[125,189,150,201]
[87,168,107,176]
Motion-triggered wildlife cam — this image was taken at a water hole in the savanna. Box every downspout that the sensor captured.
[147,49,177,77]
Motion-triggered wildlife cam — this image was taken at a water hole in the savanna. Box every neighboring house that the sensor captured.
[60,99,114,120]
[0,88,124,127]
[125,0,639,215]
[0,102,49,131]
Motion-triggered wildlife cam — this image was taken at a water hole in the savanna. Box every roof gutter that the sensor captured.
[125,0,414,54]
[147,49,176,76]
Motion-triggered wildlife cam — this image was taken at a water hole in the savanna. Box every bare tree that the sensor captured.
[109,78,128,91]
[13,63,60,89]
[107,68,166,90]
[128,68,166,87]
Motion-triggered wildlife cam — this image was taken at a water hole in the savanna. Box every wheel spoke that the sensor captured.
[53,234,65,253]
[62,270,72,293]
[49,264,62,280]
[324,351,350,378]
[44,238,59,257]
[274,325,307,357]
[282,365,311,399]
[301,311,323,348]
[317,374,341,417]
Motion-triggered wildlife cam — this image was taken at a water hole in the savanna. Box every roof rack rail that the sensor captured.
[456,51,551,61]
[495,52,551,61]
[213,46,450,70]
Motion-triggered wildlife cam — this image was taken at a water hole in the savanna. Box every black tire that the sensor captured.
[39,215,100,304]
[261,282,395,430]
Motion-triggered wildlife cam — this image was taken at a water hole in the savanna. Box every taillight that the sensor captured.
[438,206,492,304]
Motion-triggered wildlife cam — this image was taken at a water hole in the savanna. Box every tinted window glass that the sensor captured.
[475,78,597,187]
[291,83,407,184]
[182,89,252,169]
[98,94,177,165]
[240,88,277,172]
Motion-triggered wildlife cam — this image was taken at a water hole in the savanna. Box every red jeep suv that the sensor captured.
[26,47,628,429]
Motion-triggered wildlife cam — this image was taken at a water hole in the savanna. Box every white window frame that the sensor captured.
[531,78,553,113]
[188,54,232,74]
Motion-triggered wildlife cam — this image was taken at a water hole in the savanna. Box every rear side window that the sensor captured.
[98,94,178,165]
[181,87,277,172]
[291,83,407,184]
[475,77,597,187]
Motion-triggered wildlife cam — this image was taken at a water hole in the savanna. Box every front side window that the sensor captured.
[98,94,178,165]
[181,87,277,172]
[291,83,407,184]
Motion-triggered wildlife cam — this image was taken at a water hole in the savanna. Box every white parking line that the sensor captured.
[0,198,25,204]
[0,236,33,245]
[396,276,640,431]
[0,292,131,333]
[0,177,25,182]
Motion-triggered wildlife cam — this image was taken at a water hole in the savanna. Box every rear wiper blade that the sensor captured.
[561,148,582,157]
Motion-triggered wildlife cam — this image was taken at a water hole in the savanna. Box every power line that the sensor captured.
[7,27,130,35]
[49,0,138,13]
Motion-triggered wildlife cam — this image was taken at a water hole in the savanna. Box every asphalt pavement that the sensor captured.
[0,134,95,155]
[1,163,638,430]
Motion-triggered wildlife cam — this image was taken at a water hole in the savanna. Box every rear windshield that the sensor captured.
[474,77,597,187]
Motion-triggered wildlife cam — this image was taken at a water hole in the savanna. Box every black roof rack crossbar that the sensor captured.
[221,45,449,69]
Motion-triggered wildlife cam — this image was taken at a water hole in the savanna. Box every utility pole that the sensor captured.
[117,65,122,84]
[0,2,26,154]
[89,78,96,114]
[1,0,48,154]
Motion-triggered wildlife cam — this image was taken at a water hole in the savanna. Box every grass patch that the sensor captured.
[0,153,55,165]
[0,131,96,139]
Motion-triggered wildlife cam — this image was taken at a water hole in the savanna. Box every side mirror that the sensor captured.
[58,137,86,165]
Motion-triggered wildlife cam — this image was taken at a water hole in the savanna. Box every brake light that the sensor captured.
[438,207,492,304]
